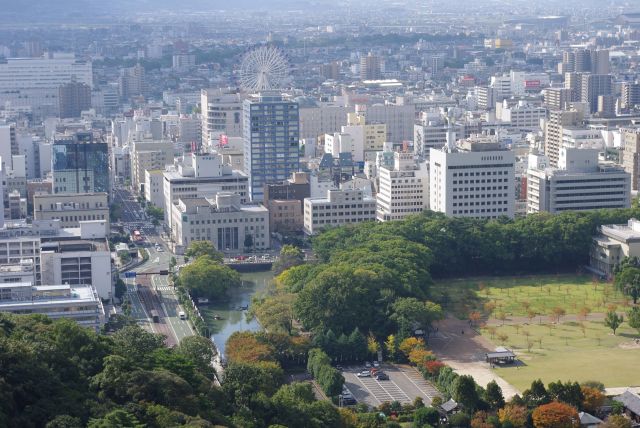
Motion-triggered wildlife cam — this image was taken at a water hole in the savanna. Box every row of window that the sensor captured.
[453,200,509,207]
[188,217,266,225]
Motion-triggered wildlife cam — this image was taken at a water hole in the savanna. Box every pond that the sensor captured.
[199,269,274,358]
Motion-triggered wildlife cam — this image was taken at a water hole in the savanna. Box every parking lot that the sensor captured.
[341,363,441,408]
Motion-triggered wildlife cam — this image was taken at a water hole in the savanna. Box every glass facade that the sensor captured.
[243,93,300,202]
[52,132,110,194]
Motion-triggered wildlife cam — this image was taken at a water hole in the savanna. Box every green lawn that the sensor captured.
[481,320,640,391]
[431,274,627,319]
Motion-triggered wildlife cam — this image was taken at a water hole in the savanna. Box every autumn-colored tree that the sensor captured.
[581,386,605,414]
[578,307,591,321]
[498,404,528,428]
[528,309,537,323]
[225,331,275,364]
[408,347,433,366]
[486,326,497,339]
[550,307,566,323]
[497,333,509,345]
[532,401,579,428]
[424,360,446,376]
[399,337,425,357]
[469,311,482,326]
[471,411,493,428]
[484,301,497,314]
[497,312,508,325]
[367,333,379,356]
[601,414,633,428]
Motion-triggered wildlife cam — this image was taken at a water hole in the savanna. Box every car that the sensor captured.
[340,395,357,405]
[356,370,370,377]
[375,372,389,381]
[156,247,164,252]
[336,365,343,371]
[373,361,380,368]
[365,361,371,368]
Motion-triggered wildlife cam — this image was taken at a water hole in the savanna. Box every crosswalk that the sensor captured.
[156,286,174,292]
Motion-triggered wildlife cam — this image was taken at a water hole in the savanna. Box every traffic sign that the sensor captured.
[124,271,137,278]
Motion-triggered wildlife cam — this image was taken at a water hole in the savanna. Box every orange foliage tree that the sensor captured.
[225,331,275,364]
[399,337,425,357]
[498,404,528,428]
[581,386,605,414]
[532,401,579,428]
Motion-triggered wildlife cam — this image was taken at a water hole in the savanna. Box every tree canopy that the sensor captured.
[177,255,241,300]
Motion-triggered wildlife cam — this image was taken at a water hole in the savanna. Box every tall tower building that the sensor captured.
[52,132,110,194]
[243,93,300,202]
[118,64,147,101]
[621,128,640,191]
[591,50,610,75]
[360,52,382,80]
[200,89,243,146]
[544,109,583,168]
[580,74,613,113]
[58,81,91,118]
[621,82,640,109]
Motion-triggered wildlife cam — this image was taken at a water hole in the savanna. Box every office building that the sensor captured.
[580,74,613,114]
[0,54,92,118]
[58,81,91,118]
[320,62,340,80]
[52,132,110,194]
[429,138,515,219]
[591,218,640,276]
[144,169,165,208]
[498,100,547,130]
[170,193,269,254]
[243,93,300,202]
[621,128,640,191]
[376,152,429,222]
[304,188,376,235]
[544,109,583,167]
[527,149,631,214]
[33,193,109,233]
[163,152,248,229]
[0,282,104,331]
[172,53,196,71]
[201,89,243,145]
[263,172,310,233]
[130,140,174,193]
[0,125,18,170]
[360,52,382,80]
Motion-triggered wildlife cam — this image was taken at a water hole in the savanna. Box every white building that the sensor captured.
[33,193,109,233]
[170,193,269,254]
[163,152,248,229]
[304,188,376,234]
[0,54,93,118]
[527,148,631,214]
[130,140,174,194]
[144,169,165,208]
[376,152,429,222]
[201,89,243,145]
[324,132,363,162]
[0,282,104,331]
[498,100,547,130]
[429,138,516,219]
[561,127,605,150]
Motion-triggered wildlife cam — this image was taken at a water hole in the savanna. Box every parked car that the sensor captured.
[365,361,372,368]
[357,370,371,377]
[375,372,389,381]
[373,361,380,368]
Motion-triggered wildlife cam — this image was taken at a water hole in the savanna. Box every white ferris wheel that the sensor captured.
[239,45,289,92]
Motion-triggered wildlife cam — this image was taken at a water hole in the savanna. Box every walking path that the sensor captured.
[485,311,617,327]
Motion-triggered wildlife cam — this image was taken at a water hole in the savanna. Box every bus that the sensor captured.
[150,309,160,323]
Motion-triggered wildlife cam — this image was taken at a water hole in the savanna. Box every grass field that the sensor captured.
[480,319,640,391]
[431,274,627,320]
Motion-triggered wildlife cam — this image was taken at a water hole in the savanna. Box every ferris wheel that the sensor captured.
[239,45,290,92]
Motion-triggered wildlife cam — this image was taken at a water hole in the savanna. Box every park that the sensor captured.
[432,274,640,392]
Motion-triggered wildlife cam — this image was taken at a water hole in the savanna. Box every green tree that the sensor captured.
[114,278,127,300]
[178,256,241,300]
[615,266,640,304]
[485,380,505,410]
[453,375,481,411]
[184,240,223,262]
[414,406,440,427]
[87,410,145,428]
[45,415,83,428]
[390,297,444,336]
[604,311,624,335]
[523,379,550,408]
[112,324,165,361]
[243,234,254,251]
[272,245,304,275]
[176,335,215,374]
[628,306,640,335]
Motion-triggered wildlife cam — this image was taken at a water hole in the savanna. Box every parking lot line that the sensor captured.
[397,367,440,402]
[353,377,384,405]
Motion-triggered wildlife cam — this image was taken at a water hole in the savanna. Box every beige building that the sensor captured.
[130,140,174,193]
[269,199,303,234]
[33,193,109,233]
[591,218,640,276]
[544,109,583,167]
[170,193,269,254]
[304,188,376,235]
[621,128,640,191]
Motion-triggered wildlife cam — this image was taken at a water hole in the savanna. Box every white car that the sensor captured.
[373,361,380,368]
[357,370,371,378]
[365,361,371,368]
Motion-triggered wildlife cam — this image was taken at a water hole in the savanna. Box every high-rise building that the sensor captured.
[201,89,243,146]
[621,82,640,110]
[360,52,382,80]
[0,54,92,118]
[621,128,640,191]
[172,53,196,71]
[580,74,613,113]
[544,87,572,110]
[320,62,340,80]
[377,152,429,222]
[118,64,147,101]
[52,132,110,194]
[58,81,91,118]
[243,93,300,202]
[0,124,18,169]
[544,109,583,168]
[527,149,630,213]
[429,138,515,219]
[129,140,174,193]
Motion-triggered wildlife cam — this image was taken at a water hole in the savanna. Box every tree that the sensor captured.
[184,240,223,262]
[532,401,579,428]
[114,278,126,300]
[498,404,528,428]
[225,331,275,364]
[581,386,606,414]
[87,410,145,428]
[601,415,633,428]
[453,374,481,411]
[272,245,304,275]
[367,333,379,357]
[384,334,397,360]
[523,379,550,408]
[169,256,177,271]
[243,234,254,251]
[628,306,640,335]
[390,297,444,335]
[414,407,440,427]
[469,311,482,327]
[614,266,640,304]
[547,381,583,409]
[399,337,425,358]
[485,380,505,410]
[550,307,566,323]
[177,335,215,373]
[45,415,83,428]
[578,307,591,321]
[604,311,624,335]
[178,256,241,300]
[112,324,165,361]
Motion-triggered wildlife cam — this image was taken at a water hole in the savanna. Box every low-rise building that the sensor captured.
[269,199,304,234]
[170,193,269,254]
[591,218,640,276]
[304,188,376,235]
[0,282,104,331]
[33,193,109,233]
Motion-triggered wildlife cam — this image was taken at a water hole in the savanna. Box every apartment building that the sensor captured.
[170,193,269,254]
[527,149,631,214]
[376,152,429,222]
[621,128,640,191]
[429,139,515,219]
[544,109,583,167]
[304,188,376,234]
[130,140,174,193]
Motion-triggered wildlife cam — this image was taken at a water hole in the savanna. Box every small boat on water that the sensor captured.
[236,304,249,311]
[213,315,223,320]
